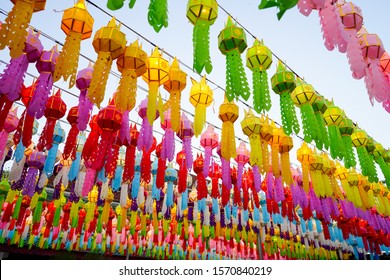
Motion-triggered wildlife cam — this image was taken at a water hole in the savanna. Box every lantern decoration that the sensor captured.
[235,142,250,190]
[258,0,299,20]
[0,135,13,174]
[218,16,250,102]
[177,113,194,169]
[76,63,94,131]
[270,122,283,178]
[141,137,156,184]
[88,17,126,108]
[104,131,122,182]
[62,106,80,161]
[148,0,169,32]
[68,132,86,182]
[131,152,142,200]
[176,150,188,194]
[164,164,177,208]
[82,115,101,166]
[106,0,133,10]
[22,150,46,197]
[323,103,345,160]
[334,162,352,201]
[279,133,293,186]
[42,123,65,177]
[115,40,147,111]
[112,147,125,192]
[0,107,19,160]
[53,0,94,88]
[28,45,59,119]
[312,94,330,150]
[163,57,187,133]
[309,149,325,198]
[36,89,67,152]
[241,109,262,169]
[246,39,273,113]
[347,168,362,208]
[351,128,378,183]
[357,28,389,104]
[291,78,319,143]
[189,76,213,137]
[160,109,175,162]
[372,143,390,187]
[219,97,239,161]
[271,60,299,135]
[338,116,356,168]
[297,142,314,193]
[193,154,208,211]
[122,124,139,185]
[260,116,273,173]
[186,0,218,74]
[200,125,219,177]
[137,98,159,153]
[0,0,46,58]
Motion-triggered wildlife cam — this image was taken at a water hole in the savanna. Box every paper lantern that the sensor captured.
[82,114,101,165]
[190,76,213,137]
[270,122,283,178]
[235,142,250,191]
[36,89,67,152]
[259,116,273,173]
[246,39,273,113]
[160,109,175,162]
[291,78,319,143]
[309,150,325,198]
[115,40,147,111]
[271,60,299,135]
[241,109,262,169]
[148,0,169,32]
[104,130,122,180]
[28,45,59,119]
[186,0,218,74]
[43,123,65,177]
[68,132,86,182]
[218,16,250,101]
[372,143,390,187]
[164,164,177,208]
[177,113,194,169]
[142,47,169,124]
[193,154,208,204]
[218,97,239,161]
[338,116,356,168]
[176,150,188,194]
[200,125,219,177]
[351,129,378,183]
[54,0,94,88]
[0,0,46,58]
[311,95,330,150]
[22,150,46,197]
[106,0,128,10]
[76,63,93,131]
[137,98,159,152]
[258,0,299,20]
[163,58,187,133]
[88,17,126,108]
[297,142,313,193]
[122,124,138,184]
[0,107,19,160]
[380,52,390,73]
[279,133,293,186]
[323,103,345,160]
[62,106,80,160]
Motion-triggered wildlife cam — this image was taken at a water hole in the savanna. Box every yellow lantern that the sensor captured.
[218,97,239,161]
[241,109,262,168]
[309,150,325,197]
[297,142,313,193]
[102,188,114,225]
[143,47,170,125]
[270,122,283,178]
[115,40,147,111]
[259,115,273,173]
[279,133,293,185]
[323,103,345,160]
[0,0,46,58]
[334,163,352,201]
[163,57,187,133]
[190,76,213,137]
[88,17,126,108]
[53,0,94,88]
[326,155,342,199]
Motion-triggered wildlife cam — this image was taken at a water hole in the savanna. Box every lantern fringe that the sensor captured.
[225,49,250,101]
[53,31,82,88]
[22,112,35,148]
[0,96,14,132]
[193,19,212,74]
[141,149,152,184]
[42,142,58,177]
[297,0,314,16]
[28,73,53,119]
[261,140,270,173]
[156,158,166,190]
[365,60,390,104]
[281,152,292,186]
[77,91,93,131]
[161,128,175,162]
[341,136,357,168]
[346,31,365,80]
[300,103,319,143]
[131,167,141,199]
[147,82,159,126]
[319,3,347,52]
[120,183,128,207]
[280,92,299,135]
[148,0,168,33]
[112,165,123,192]
[301,161,310,193]
[314,112,330,150]
[271,143,280,178]
[253,165,261,193]
[22,167,39,198]
[203,146,212,177]
[54,165,70,190]
[376,157,390,186]
[249,134,262,168]
[68,152,81,182]
[328,125,345,160]
[82,130,99,164]
[0,55,28,101]
[0,131,8,161]
[123,145,136,183]
[166,182,174,208]
[63,124,79,160]
[221,121,237,161]
[138,114,154,152]
[88,51,112,108]
[37,119,56,151]
[116,69,137,111]
[169,92,181,133]
[82,168,96,197]
[0,0,33,58]
[183,138,193,169]
[237,163,244,190]
[356,147,378,183]
[194,105,207,138]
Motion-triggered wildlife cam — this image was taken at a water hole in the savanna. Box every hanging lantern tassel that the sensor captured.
[279,135,293,186]
[165,165,177,208]
[312,95,330,150]
[339,117,357,168]
[193,154,208,206]
[241,109,262,169]
[310,151,325,198]
[88,17,126,108]
[76,64,93,131]
[0,107,19,160]
[177,113,194,169]
[260,116,272,173]
[270,124,282,178]
[373,143,390,186]
[0,0,46,58]
[54,0,94,88]
[219,97,239,161]
[22,151,46,198]
[123,124,139,184]
[235,142,250,190]
[148,0,169,33]
[323,104,345,160]
[43,123,65,177]
[176,151,188,194]
[297,142,313,193]
[137,98,158,152]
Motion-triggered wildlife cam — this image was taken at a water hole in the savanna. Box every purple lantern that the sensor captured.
[177,113,194,170]
[160,109,175,162]
[217,142,232,190]
[22,150,46,197]
[0,107,19,160]
[76,63,94,131]
[137,97,159,152]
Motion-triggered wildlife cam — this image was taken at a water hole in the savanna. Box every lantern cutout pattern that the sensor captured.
[164,164,177,208]
[62,106,80,161]
[312,94,330,150]
[246,39,273,114]
[137,98,159,153]
[22,150,46,198]
[0,28,43,112]
[177,113,194,169]
[323,103,345,160]
[28,45,59,119]
[0,107,19,160]
[200,125,219,177]
[218,16,250,102]
[76,63,94,131]
[160,109,175,162]
[372,143,390,187]
[235,142,250,191]
[0,0,46,58]
[279,133,293,186]
[88,17,126,108]
[351,129,378,183]
[115,40,147,111]
[219,97,239,161]
[68,132,86,182]
[186,0,218,74]
[43,123,65,177]
[291,78,319,143]
[258,0,299,20]
[241,109,262,169]
[53,0,94,88]
[148,0,169,33]
[189,76,213,137]
[259,116,273,173]
[143,47,169,125]
[338,116,356,168]
[297,142,314,193]
[271,60,299,135]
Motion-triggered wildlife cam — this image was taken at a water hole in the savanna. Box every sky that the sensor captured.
[1,0,390,177]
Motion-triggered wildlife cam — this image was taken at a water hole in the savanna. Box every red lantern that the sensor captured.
[200,125,219,177]
[122,124,138,184]
[193,153,207,201]
[176,150,188,194]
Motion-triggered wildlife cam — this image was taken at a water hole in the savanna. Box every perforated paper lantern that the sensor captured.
[271,60,299,135]
[259,116,273,173]
[279,133,293,185]
[164,164,177,208]
[76,63,93,131]
[62,106,80,160]
[0,0,46,58]
[200,125,219,177]
[54,0,94,88]
[297,142,313,193]
[323,103,345,160]
[177,113,194,169]
[88,17,126,108]
[137,98,159,153]
[160,109,175,162]
[338,116,356,168]
[193,154,208,204]
[235,141,250,190]
[186,0,218,74]
[312,94,330,150]
[22,150,46,197]
[309,150,325,198]
[218,16,250,101]
[246,39,272,113]
[148,0,169,33]
[189,76,213,137]
[219,97,239,161]
[241,109,262,168]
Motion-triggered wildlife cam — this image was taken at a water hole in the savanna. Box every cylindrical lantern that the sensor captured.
[218,97,239,161]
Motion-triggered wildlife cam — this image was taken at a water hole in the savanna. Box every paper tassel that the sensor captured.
[148,0,169,32]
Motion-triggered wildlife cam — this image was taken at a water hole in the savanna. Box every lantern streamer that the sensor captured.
[328,125,345,160]
[148,0,168,33]
[193,20,212,74]
[300,104,319,143]
[280,92,299,135]
[116,70,137,111]
[225,49,250,101]
[253,69,271,113]
[88,52,112,107]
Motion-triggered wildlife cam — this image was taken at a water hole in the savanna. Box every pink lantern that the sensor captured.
[380,52,390,74]
[137,97,159,152]
[235,141,250,190]
[160,109,175,162]
[177,113,194,170]
[76,63,94,131]
[0,107,19,159]
[217,142,231,190]
[200,125,219,177]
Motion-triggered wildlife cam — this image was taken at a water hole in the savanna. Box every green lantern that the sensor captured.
[187,0,218,74]
[372,142,390,187]
[312,95,330,150]
[338,116,357,168]
[271,60,299,135]
[323,103,345,160]
[218,16,250,101]
[291,78,319,143]
[246,39,273,113]
[148,0,169,32]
